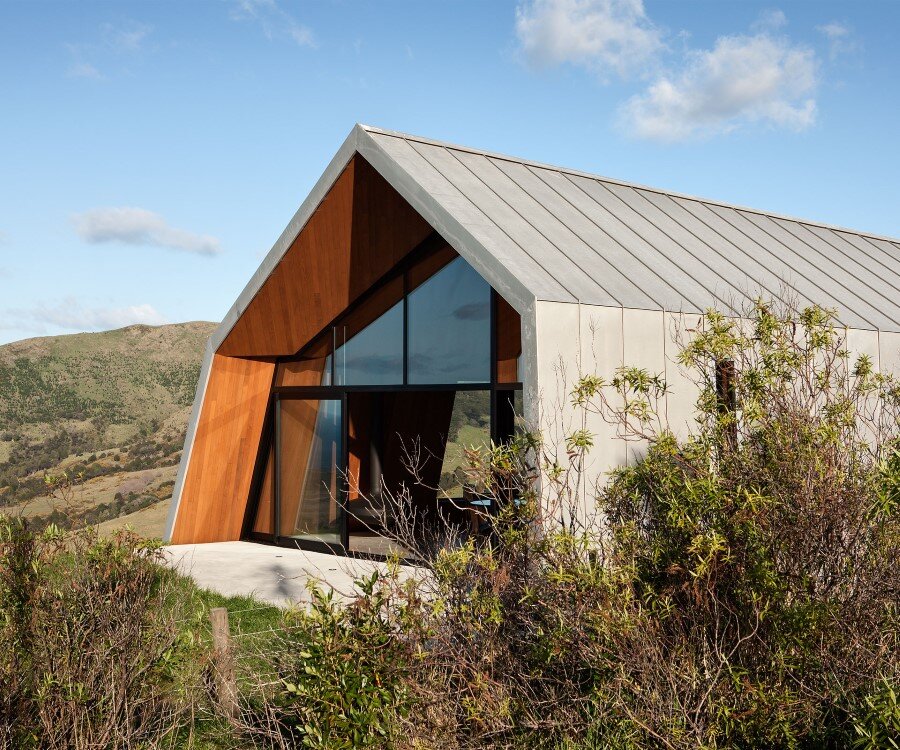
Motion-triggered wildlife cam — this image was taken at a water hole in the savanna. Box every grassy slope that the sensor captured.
[0,321,216,534]
[0,323,496,537]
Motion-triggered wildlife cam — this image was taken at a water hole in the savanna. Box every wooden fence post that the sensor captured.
[209,607,238,718]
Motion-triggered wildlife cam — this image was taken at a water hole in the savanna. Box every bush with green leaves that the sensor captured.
[0,520,204,749]
[246,301,900,750]
[234,571,417,750]
[577,302,900,748]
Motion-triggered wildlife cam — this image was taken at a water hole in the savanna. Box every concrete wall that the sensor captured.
[530,302,703,522]
[529,301,900,523]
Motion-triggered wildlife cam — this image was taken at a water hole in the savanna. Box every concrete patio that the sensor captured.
[163,541,409,607]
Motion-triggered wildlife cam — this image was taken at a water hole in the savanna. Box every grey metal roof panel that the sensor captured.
[703,204,884,330]
[635,190,806,310]
[522,167,693,310]
[489,159,657,308]
[603,184,767,315]
[580,180,748,313]
[803,226,900,281]
[358,126,900,331]
[404,140,581,303]
[360,132,568,309]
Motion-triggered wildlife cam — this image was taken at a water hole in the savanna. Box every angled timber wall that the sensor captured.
[169,354,275,543]
[169,154,435,543]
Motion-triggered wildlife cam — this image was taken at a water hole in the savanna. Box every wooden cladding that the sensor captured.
[496,295,522,383]
[275,358,328,388]
[218,156,433,358]
[251,443,274,536]
[170,354,275,544]
[173,154,433,542]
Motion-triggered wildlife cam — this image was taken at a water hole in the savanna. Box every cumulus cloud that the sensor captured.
[818,21,849,38]
[752,9,787,31]
[515,0,663,80]
[8,299,169,335]
[230,0,316,48]
[514,4,842,142]
[72,207,221,256]
[619,31,818,141]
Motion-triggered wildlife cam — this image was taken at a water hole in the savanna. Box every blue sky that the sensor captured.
[1,0,898,345]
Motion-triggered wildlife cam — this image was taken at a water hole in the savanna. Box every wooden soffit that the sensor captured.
[217,155,434,358]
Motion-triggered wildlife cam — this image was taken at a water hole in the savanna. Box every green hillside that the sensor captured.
[0,321,216,531]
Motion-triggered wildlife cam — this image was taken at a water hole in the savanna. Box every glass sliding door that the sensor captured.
[277,397,344,546]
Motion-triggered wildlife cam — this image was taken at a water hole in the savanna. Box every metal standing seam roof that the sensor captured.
[210,124,900,355]
[355,125,900,333]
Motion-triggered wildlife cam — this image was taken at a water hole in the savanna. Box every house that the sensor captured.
[164,125,900,554]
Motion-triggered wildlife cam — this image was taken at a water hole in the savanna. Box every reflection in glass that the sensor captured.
[438,390,491,497]
[407,257,490,384]
[335,301,403,385]
[279,398,342,544]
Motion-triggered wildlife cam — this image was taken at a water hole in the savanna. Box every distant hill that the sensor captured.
[0,321,217,535]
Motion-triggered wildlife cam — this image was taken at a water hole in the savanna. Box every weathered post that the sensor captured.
[209,607,238,718]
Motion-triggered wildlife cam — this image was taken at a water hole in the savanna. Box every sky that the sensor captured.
[1,0,898,345]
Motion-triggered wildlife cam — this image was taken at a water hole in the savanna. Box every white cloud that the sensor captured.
[8,299,169,335]
[817,22,849,40]
[65,20,153,80]
[101,21,152,53]
[72,207,222,256]
[66,61,104,80]
[619,31,818,142]
[752,9,787,31]
[817,22,857,60]
[515,0,663,80]
[230,0,317,48]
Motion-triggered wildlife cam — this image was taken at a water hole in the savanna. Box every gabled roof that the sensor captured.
[214,125,900,349]
[165,125,900,542]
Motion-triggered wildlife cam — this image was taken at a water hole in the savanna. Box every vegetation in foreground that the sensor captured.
[1,301,898,749]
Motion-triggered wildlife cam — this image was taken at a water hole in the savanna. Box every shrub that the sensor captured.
[232,572,415,750]
[253,301,900,750]
[584,303,899,747]
[0,521,203,749]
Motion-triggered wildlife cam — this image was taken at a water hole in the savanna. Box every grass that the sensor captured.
[162,565,285,749]
[166,564,284,655]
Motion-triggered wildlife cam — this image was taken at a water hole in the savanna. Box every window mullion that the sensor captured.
[402,270,409,386]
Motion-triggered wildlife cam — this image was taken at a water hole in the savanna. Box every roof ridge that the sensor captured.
[359,124,900,247]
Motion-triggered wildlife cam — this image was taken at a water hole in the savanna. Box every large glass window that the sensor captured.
[335,301,403,385]
[278,398,342,545]
[250,244,524,556]
[407,256,491,384]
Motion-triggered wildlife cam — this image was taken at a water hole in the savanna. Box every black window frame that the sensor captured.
[243,237,523,558]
